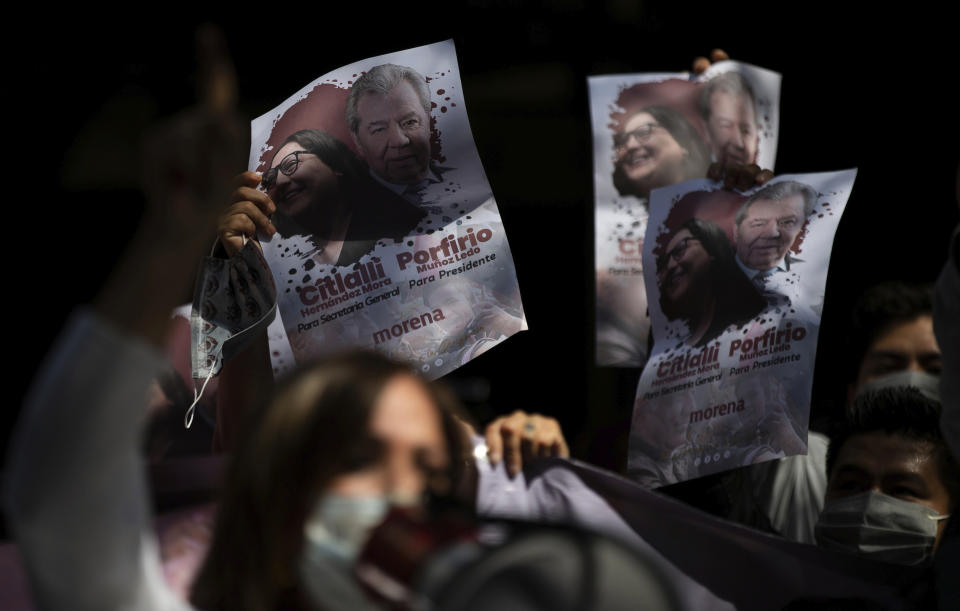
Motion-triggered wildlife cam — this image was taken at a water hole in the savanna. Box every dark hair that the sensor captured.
[270,129,365,188]
[847,282,934,381]
[274,129,365,186]
[734,180,817,227]
[612,106,711,200]
[190,351,468,611]
[269,129,366,240]
[826,386,959,511]
[658,218,765,344]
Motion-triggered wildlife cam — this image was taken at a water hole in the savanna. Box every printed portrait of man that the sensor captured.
[698,72,760,166]
[732,181,817,303]
[346,63,449,203]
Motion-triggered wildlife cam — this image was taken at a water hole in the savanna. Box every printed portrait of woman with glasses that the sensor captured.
[611,106,711,202]
[262,129,424,267]
[655,217,764,346]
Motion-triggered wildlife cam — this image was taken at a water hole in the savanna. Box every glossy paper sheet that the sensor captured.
[589,62,781,367]
[628,170,857,487]
[253,41,526,379]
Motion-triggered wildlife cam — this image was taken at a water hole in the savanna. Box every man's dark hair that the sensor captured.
[848,282,934,381]
[734,180,817,227]
[826,386,959,511]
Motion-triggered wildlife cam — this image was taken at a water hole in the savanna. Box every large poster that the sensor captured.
[589,62,781,367]
[628,170,857,487]
[253,41,526,379]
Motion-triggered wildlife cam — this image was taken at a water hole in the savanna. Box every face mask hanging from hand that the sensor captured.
[187,239,277,427]
[815,490,950,565]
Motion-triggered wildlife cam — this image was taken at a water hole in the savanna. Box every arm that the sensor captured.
[5,314,193,611]
[209,172,278,452]
[213,329,274,452]
[4,26,242,610]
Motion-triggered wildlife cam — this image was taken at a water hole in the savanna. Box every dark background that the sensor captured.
[6,2,958,476]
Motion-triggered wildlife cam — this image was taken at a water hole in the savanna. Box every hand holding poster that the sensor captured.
[628,170,857,487]
[251,41,526,379]
[589,61,782,367]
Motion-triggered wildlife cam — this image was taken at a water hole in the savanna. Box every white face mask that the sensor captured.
[298,493,420,611]
[303,495,392,567]
[815,490,950,565]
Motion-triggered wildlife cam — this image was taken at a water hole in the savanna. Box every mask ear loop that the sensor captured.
[185,234,252,429]
[184,368,216,429]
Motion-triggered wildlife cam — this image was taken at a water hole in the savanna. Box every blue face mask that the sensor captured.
[815,490,950,565]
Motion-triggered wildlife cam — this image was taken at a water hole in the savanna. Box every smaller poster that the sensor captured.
[628,170,857,488]
[251,40,526,379]
[589,61,782,368]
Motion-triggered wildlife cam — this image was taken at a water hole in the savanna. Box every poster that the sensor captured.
[628,170,857,487]
[251,40,526,379]
[589,62,781,367]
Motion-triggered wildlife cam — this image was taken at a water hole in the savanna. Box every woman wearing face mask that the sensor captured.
[190,352,467,610]
[816,385,958,566]
[612,106,711,202]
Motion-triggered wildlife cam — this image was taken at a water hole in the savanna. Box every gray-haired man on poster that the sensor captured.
[732,180,817,307]
[345,63,449,206]
[699,71,760,166]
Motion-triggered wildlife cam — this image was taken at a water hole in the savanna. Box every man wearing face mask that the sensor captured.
[709,282,942,545]
[816,384,957,565]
